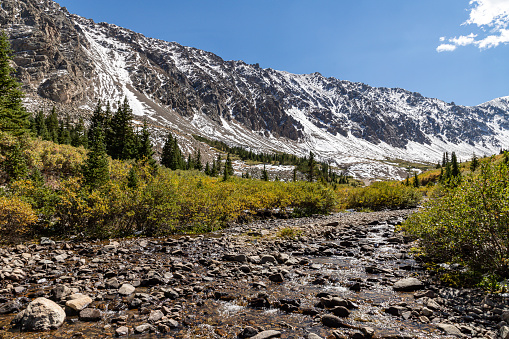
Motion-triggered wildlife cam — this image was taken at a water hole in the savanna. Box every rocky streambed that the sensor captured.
[0,209,508,338]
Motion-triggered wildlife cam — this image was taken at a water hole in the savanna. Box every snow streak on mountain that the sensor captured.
[1,0,509,179]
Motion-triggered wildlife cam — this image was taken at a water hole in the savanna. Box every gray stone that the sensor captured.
[393,278,424,292]
[307,334,323,339]
[251,330,282,339]
[269,273,284,283]
[65,295,92,312]
[134,323,153,333]
[118,284,135,296]
[437,323,463,337]
[260,255,277,264]
[148,310,164,323]
[321,314,350,328]
[501,326,509,339]
[115,326,129,337]
[0,300,21,314]
[240,326,259,338]
[79,308,101,321]
[19,297,66,331]
[331,306,350,317]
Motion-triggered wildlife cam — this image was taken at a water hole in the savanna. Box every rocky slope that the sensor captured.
[1,0,509,179]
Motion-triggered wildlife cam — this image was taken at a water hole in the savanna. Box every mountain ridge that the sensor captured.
[1,0,509,179]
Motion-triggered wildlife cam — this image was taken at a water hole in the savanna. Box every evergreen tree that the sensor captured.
[293,168,297,182]
[211,158,218,176]
[161,132,184,170]
[33,110,49,140]
[108,98,137,160]
[58,115,71,145]
[83,124,109,189]
[413,172,419,188]
[127,166,139,189]
[186,154,193,170]
[204,162,211,176]
[88,101,106,146]
[70,118,87,148]
[216,154,222,176]
[2,141,28,181]
[261,165,269,181]
[160,132,174,168]
[451,152,460,178]
[307,151,315,182]
[225,153,234,176]
[45,106,59,142]
[194,149,203,171]
[137,119,154,164]
[405,173,410,186]
[0,31,29,136]
[470,153,479,172]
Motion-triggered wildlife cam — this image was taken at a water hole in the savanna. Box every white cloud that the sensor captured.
[437,0,509,51]
[437,44,458,52]
[449,33,478,46]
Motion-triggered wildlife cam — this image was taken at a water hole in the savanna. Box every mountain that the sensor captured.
[2,0,509,179]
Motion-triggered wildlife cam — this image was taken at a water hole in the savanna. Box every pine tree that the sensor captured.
[293,168,297,182]
[211,158,218,176]
[187,154,193,170]
[194,149,203,171]
[33,110,49,140]
[45,106,59,142]
[71,118,87,148]
[83,124,109,189]
[137,119,154,163]
[88,101,106,146]
[225,153,234,176]
[204,162,211,176]
[216,154,222,176]
[307,151,315,182]
[161,132,183,170]
[451,152,460,178]
[470,153,479,172]
[127,166,139,189]
[413,172,419,188]
[0,31,29,136]
[108,98,137,160]
[261,165,269,181]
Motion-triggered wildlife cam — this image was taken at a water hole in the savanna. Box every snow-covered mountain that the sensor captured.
[2,0,509,179]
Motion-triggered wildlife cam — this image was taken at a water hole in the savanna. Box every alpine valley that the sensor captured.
[1,0,509,179]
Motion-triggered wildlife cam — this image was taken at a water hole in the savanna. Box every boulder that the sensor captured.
[79,308,101,321]
[65,295,92,313]
[19,297,65,331]
[393,278,424,292]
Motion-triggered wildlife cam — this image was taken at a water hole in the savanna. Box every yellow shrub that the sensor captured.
[0,196,38,241]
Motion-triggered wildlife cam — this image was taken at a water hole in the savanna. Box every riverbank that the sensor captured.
[0,209,506,338]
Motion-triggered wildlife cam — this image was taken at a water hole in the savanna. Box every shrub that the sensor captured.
[338,181,422,211]
[0,195,37,242]
[403,158,509,276]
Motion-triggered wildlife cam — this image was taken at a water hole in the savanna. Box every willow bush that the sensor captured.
[338,181,422,211]
[403,158,509,276]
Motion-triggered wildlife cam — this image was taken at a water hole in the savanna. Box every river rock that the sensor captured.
[393,278,424,292]
[307,334,323,339]
[115,326,129,336]
[251,330,282,339]
[0,300,21,314]
[65,295,93,313]
[331,306,350,317]
[501,326,509,339]
[239,326,259,338]
[437,323,462,336]
[321,314,350,328]
[269,273,284,282]
[19,297,66,331]
[118,284,135,296]
[260,255,277,264]
[79,308,101,321]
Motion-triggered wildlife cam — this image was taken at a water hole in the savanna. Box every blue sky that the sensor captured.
[57,0,509,106]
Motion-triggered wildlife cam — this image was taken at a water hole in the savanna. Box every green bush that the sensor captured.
[403,158,509,276]
[338,181,422,211]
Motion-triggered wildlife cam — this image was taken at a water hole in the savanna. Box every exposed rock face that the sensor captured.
[1,0,509,175]
[18,297,65,331]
